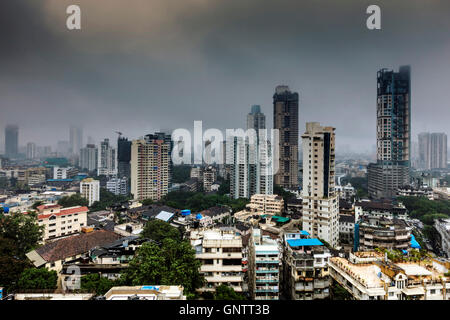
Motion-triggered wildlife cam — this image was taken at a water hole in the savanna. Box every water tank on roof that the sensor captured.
[181,209,191,216]
[196,213,203,220]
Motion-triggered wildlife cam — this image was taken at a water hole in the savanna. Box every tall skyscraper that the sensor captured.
[5,124,19,158]
[130,132,172,201]
[26,142,36,160]
[368,66,411,199]
[80,144,98,172]
[97,138,117,176]
[273,85,299,191]
[247,105,266,134]
[301,122,339,248]
[57,140,70,157]
[228,105,273,199]
[418,132,447,170]
[117,136,132,179]
[69,126,83,156]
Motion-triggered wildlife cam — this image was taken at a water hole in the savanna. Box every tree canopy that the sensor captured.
[17,268,57,290]
[172,165,192,183]
[0,237,30,293]
[89,188,131,212]
[141,219,182,243]
[214,284,246,300]
[58,193,89,208]
[0,211,44,257]
[398,196,450,225]
[159,190,248,213]
[121,238,204,295]
[80,273,117,295]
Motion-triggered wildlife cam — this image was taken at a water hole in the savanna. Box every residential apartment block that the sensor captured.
[247,194,284,215]
[282,232,331,300]
[301,122,339,247]
[248,229,281,300]
[190,228,244,293]
[36,204,88,241]
[80,178,100,206]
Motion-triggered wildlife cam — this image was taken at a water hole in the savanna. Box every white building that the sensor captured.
[98,138,117,176]
[301,122,339,247]
[35,204,88,241]
[80,144,98,172]
[80,178,100,206]
[434,218,450,258]
[53,166,78,179]
[106,177,128,196]
[104,285,186,300]
[248,229,281,300]
[190,228,244,293]
[329,252,450,300]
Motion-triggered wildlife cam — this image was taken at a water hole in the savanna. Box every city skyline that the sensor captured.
[1,1,450,154]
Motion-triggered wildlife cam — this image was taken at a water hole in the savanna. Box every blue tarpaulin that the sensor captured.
[287,238,323,247]
[410,234,421,249]
[299,230,310,236]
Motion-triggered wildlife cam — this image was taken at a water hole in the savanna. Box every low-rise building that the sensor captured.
[53,166,78,180]
[329,252,450,300]
[433,187,450,201]
[104,285,186,300]
[356,216,412,251]
[282,232,331,300]
[106,177,129,196]
[397,186,434,200]
[434,218,450,258]
[335,183,356,200]
[248,229,281,300]
[247,194,284,215]
[26,230,122,272]
[36,204,88,241]
[190,228,244,293]
[355,200,408,221]
[339,214,355,245]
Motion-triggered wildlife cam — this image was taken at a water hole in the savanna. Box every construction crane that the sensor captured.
[115,131,122,138]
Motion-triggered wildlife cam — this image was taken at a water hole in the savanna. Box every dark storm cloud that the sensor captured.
[0,0,449,153]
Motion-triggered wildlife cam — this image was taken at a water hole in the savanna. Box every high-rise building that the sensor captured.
[80,178,100,206]
[26,142,36,160]
[247,105,266,134]
[130,132,172,201]
[368,66,411,199]
[5,124,19,158]
[80,144,98,172]
[106,177,129,196]
[273,86,299,191]
[418,132,447,170]
[301,122,339,248]
[117,136,132,179]
[69,126,83,156]
[98,138,117,176]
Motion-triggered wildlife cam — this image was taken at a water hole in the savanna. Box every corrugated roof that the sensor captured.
[155,210,174,222]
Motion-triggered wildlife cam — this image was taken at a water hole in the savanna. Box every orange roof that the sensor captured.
[37,204,61,212]
[38,206,88,220]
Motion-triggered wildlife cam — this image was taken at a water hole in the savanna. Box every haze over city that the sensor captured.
[1,0,450,153]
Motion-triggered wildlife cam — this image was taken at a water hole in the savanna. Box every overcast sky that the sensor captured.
[1,0,449,154]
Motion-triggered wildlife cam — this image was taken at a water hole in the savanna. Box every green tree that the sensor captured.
[141,198,154,206]
[58,193,89,208]
[214,284,246,300]
[89,188,130,212]
[17,268,57,290]
[330,281,352,300]
[0,211,44,257]
[80,273,116,295]
[141,219,181,243]
[172,165,191,183]
[121,239,204,295]
[0,237,30,293]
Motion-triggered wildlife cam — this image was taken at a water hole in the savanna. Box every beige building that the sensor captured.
[301,122,339,248]
[104,285,186,300]
[36,204,88,241]
[247,194,284,215]
[329,252,450,300]
[130,133,171,201]
[190,228,244,293]
[80,178,100,206]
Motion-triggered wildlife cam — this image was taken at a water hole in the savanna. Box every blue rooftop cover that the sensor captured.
[141,286,159,291]
[402,250,408,254]
[300,230,310,236]
[287,238,323,247]
[155,211,174,222]
[181,209,191,216]
[196,213,203,220]
[410,234,421,249]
